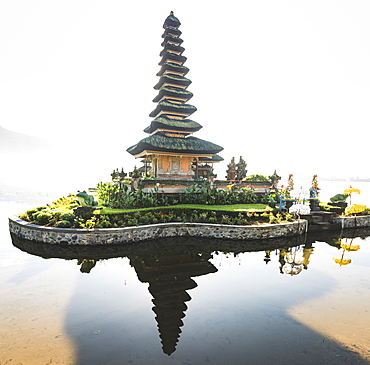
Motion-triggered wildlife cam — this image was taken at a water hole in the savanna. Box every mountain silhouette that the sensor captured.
[0,126,48,153]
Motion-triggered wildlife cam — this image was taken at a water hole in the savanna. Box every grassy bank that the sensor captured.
[97,203,270,215]
[20,196,294,229]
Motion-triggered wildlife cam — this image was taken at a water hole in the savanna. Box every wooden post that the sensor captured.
[154,155,158,178]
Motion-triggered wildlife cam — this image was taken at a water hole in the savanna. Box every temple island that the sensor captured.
[8,12,370,247]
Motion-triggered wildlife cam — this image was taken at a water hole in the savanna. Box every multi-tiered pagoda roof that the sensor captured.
[127,12,223,179]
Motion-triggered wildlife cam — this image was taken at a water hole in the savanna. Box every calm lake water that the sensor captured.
[1,182,370,364]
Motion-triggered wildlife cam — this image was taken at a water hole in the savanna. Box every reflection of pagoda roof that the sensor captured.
[126,134,224,156]
[152,87,193,103]
[156,63,189,77]
[144,117,202,134]
[159,52,187,66]
[149,100,196,118]
[154,74,191,90]
[129,249,217,356]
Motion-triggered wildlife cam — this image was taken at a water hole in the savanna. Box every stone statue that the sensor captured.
[269,170,281,188]
[76,191,98,207]
[309,174,319,198]
[236,156,247,181]
[330,193,349,203]
[226,157,236,180]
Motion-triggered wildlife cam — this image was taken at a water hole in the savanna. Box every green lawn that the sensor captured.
[96,204,271,215]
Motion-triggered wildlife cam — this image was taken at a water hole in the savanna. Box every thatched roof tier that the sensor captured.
[152,87,193,103]
[163,13,181,29]
[156,63,189,77]
[149,100,197,118]
[127,134,223,156]
[140,159,152,163]
[199,154,224,162]
[154,74,191,90]
[144,117,202,134]
[159,52,187,66]
[160,43,185,57]
[161,35,184,47]
[162,26,182,38]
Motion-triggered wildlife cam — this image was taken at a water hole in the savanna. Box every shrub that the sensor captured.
[60,212,75,222]
[33,211,53,225]
[198,212,209,223]
[233,213,247,225]
[97,181,270,208]
[51,195,78,208]
[84,218,97,229]
[97,220,112,228]
[19,197,297,228]
[244,174,271,182]
[221,215,233,225]
[208,216,217,223]
[139,214,151,225]
[56,220,72,228]
[25,208,38,220]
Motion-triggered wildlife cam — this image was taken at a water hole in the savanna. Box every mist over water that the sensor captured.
[2,145,370,210]
[1,125,370,209]
[0,142,123,196]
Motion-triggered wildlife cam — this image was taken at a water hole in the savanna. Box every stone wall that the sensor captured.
[333,215,370,229]
[8,216,308,245]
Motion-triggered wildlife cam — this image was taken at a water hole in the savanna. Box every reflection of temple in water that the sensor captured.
[11,228,368,355]
[128,250,217,355]
[266,242,315,275]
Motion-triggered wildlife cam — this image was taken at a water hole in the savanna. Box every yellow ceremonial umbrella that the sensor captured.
[332,238,357,266]
[345,204,367,215]
[344,186,361,194]
[343,186,361,205]
[333,257,352,266]
[340,243,360,251]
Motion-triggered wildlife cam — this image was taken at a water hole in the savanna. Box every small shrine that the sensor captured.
[127,12,223,180]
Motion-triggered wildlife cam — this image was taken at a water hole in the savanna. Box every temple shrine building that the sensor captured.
[127,12,223,180]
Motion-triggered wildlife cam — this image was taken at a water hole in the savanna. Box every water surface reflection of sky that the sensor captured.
[1,197,370,364]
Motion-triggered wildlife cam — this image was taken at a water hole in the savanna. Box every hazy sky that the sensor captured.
[1,0,369,189]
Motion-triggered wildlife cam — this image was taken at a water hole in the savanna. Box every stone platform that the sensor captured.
[300,211,341,232]
[9,214,370,246]
[8,216,307,245]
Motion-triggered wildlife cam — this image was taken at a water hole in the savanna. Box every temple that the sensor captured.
[127,12,223,179]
